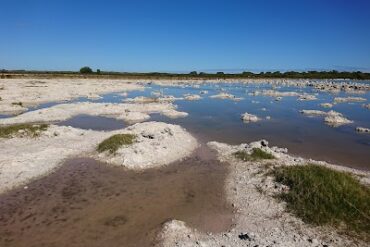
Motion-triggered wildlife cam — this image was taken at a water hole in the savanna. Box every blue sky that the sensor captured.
[1,0,370,72]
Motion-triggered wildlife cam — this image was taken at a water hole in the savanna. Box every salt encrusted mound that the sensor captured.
[298,94,317,101]
[320,103,333,108]
[333,97,366,103]
[183,94,202,101]
[124,95,184,103]
[119,111,151,123]
[161,109,188,118]
[300,109,353,127]
[324,110,353,127]
[252,90,300,97]
[96,122,198,169]
[210,93,243,101]
[0,102,188,125]
[124,96,159,103]
[156,220,192,247]
[0,122,197,194]
[300,110,327,116]
[241,112,259,122]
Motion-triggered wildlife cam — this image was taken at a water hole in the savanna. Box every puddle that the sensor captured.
[57,114,125,131]
[2,81,369,169]
[0,148,233,247]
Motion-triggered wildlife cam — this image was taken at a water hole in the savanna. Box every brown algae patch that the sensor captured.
[0,155,233,247]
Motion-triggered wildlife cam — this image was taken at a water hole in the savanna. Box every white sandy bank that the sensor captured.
[0,122,197,194]
[0,102,188,125]
[0,78,144,115]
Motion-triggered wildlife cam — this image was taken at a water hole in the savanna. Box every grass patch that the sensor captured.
[234,148,275,161]
[97,134,136,154]
[273,164,370,239]
[0,123,48,138]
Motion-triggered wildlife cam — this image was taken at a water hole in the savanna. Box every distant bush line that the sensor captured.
[1,69,370,80]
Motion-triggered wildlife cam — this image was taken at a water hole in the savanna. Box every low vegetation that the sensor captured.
[97,133,136,154]
[273,164,370,239]
[11,102,23,106]
[0,123,48,138]
[2,69,370,80]
[234,148,275,161]
[79,66,93,74]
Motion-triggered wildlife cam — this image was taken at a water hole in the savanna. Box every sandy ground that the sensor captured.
[0,122,198,194]
[0,78,144,115]
[0,102,188,125]
[156,140,369,247]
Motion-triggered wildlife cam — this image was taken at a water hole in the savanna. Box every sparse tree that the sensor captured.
[97,69,101,74]
[80,66,93,74]
[242,71,254,77]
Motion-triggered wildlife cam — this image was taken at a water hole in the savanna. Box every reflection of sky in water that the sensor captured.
[1,81,370,170]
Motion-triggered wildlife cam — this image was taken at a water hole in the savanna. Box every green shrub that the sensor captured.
[234,148,275,161]
[273,164,370,239]
[97,134,136,153]
[0,124,48,138]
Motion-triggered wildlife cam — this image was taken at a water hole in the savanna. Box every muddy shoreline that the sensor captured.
[0,149,233,247]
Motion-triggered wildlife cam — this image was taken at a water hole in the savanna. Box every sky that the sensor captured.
[1,0,370,73]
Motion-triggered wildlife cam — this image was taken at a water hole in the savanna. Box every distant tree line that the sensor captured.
[1,68,370,80]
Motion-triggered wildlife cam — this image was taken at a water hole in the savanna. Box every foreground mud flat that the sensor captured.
[0,154,232,247]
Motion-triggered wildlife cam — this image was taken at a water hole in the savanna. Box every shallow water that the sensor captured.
[53,81,370,169]
[57,114,125,130]
[2,81,368,167]
[0,149,232,247]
